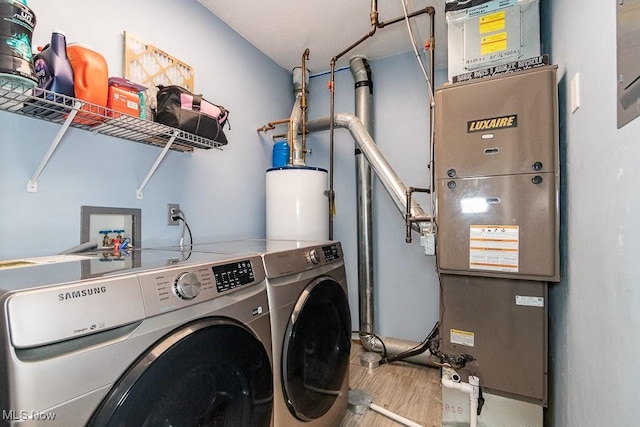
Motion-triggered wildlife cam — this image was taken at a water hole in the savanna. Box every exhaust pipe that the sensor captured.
[290,65,310,166]
[350,55,375,337]
[307,113,431,230]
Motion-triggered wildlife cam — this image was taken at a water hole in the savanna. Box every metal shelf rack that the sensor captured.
[0,76,223,198]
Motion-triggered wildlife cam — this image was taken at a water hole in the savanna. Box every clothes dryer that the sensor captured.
[158,239,352,426]
[0,249,273,426]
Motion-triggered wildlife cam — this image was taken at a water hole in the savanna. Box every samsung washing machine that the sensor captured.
[0,248,273,426]
[158,239,352,426]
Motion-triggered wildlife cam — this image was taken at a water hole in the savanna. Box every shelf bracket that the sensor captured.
[27,101,83,192]
[136,129,179,199]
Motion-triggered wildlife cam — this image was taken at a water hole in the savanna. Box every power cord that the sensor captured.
[170,209,193,251]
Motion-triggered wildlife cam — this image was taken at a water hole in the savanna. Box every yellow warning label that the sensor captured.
[481,32,508,55]
[450,329,475,347]
[479,10,506,34]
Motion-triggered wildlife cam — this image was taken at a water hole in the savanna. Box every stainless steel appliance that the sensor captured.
[159,239,352,427]
[0,249,273,426]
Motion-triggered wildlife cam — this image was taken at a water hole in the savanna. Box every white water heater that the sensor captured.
[266,166,328,241]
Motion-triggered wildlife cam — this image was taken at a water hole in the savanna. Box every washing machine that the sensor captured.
[0,248,273,426]
[156,239,352,426]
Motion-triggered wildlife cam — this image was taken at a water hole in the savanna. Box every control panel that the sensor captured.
[322,244,341,262]
[138,256,265,316]
[262,242,344,278]
[212,260,255,293]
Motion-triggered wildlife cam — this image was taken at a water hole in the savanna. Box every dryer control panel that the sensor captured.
[262,242,344,278]
[322,244,341,262]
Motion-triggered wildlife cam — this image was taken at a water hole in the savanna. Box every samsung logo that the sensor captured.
[58,286,107,301]
[467,114,518,133]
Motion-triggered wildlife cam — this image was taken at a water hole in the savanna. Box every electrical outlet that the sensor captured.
[167,203,180,226]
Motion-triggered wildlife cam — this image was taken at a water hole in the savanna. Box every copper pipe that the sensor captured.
[257,118,291,133]
[301,48,310,164]
[379,6,434,28]
[326,1,433,239]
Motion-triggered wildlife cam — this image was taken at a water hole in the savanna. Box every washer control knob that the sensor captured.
[174,272,202,300]
[307,248,321,265]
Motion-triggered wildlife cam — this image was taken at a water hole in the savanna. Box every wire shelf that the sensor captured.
[0,75,223,152]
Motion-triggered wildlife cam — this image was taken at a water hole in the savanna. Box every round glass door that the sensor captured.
[89,318,273,427]
[282,278,351,421]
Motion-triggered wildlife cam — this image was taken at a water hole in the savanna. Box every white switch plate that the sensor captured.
[570,72,580,113]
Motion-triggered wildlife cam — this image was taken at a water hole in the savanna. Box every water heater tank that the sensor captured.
[266,166,328,241]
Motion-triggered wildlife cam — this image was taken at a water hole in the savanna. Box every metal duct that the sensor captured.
[359,334,435,366]
[288,93,302,165]
[290,66,307,165]
[349,55,375,337]
[306,113,432,230]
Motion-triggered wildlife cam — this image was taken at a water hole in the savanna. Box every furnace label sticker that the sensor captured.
[481,32,508,55]
[479,10,506,34]
[516,295,544,307]
[466,0,516,18]
[450,329,475,347]
[469,225,519,273]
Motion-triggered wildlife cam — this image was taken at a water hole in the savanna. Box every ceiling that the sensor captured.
[197,0,448,74]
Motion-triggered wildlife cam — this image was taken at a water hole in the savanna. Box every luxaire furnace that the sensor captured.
[434,66,559,424]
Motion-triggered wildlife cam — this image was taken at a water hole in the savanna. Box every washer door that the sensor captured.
[89,318,272,427]
[282,277,351,421]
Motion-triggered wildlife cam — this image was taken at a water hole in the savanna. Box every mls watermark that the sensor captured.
[2,410,56,421]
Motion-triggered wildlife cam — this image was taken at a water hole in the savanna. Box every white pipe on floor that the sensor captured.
[369,403,424,427]
[441,373,480,427]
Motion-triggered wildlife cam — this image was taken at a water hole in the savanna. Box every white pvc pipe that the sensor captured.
[369,403,424,427]
[441,374,480,427]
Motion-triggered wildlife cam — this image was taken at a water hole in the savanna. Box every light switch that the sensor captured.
[570,72,580,113]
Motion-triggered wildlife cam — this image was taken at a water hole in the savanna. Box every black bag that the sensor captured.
[154,85,230,145]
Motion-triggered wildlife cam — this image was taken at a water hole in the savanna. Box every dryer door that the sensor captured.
[282,277,351,421]
[88,318,272,427]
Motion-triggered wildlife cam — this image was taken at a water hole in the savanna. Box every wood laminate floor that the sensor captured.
[340,341,442,427]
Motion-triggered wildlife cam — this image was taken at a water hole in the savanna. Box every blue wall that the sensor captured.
[546,1,640,426]
[0,0,292,258]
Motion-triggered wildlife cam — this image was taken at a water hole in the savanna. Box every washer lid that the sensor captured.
[0,249,258,293]
[8,274,146,348]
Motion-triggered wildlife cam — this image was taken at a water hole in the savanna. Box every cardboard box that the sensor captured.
[107,85,140,118]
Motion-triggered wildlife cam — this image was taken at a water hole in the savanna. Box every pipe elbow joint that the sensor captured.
[359,333,381,353]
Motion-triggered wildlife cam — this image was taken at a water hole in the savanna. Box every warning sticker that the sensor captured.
[479,10,506,34]
[481,32,508,55]
[450,329,475,347]
[516,295,544,307]
[467,0,516,18]
[469,225,519,273]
